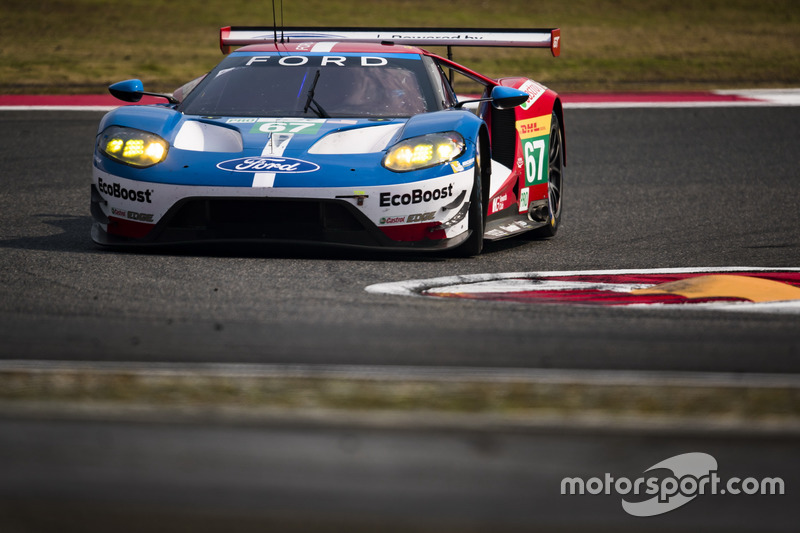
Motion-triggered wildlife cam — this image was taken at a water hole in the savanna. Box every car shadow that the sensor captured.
[0,213,535,262]
[0,214,100,254]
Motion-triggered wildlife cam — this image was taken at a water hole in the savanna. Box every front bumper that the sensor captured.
[91,186,470,251]
[89,162,475,251]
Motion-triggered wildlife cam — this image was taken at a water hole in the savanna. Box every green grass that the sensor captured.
[1,0,798,94]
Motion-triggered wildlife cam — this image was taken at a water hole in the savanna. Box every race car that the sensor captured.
[91,27,564,255]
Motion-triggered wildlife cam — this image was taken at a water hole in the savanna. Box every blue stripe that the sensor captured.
[297,70,309,98]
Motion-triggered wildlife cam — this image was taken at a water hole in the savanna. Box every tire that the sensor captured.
[529,112,564,238]
[454,140,485,257]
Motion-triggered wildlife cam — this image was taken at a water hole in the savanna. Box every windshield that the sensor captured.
[179,52,437,118]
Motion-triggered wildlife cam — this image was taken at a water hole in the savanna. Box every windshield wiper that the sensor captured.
[303,69,329,118]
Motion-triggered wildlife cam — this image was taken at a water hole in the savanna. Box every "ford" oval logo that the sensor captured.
[217,156,320,173]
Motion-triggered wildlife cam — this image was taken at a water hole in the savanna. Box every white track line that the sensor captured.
[3,89,800,111]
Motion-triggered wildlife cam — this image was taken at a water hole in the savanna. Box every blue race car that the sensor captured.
[91,27,564,255]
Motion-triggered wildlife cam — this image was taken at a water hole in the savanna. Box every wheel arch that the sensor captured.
[552,97,566,166]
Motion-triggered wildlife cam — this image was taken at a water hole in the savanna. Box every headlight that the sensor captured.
[382,132,465,172]
[98,126,168,167]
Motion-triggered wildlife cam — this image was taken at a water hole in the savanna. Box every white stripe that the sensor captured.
[563,101,796,109]
[489,160,513,197]
[311,42,338,53]
[252,171,276,188]
[715,88,800,106]
[252,133,294,187]
[426,279,653,295]
[563,89,800,109]
[6,88,800,112]
[5,100,795,111]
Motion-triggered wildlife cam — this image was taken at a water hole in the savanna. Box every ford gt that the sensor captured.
[90,27,564,255]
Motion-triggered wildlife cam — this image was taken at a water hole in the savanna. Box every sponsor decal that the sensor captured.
[97,177,153,203]
[450,161,464,173]
[499,223,523,234]
[518,115,552,187]
[126,211,154,223]
[516,116,551,139]
[382,32,486,41]
[110,206,154,223]
[250,118,324,135]
[491,193,509,214]
[245,55,389,67]
[379,184,454,207]
[523,138,548,186]
[406,211,436,223]
[519,187,530,212]
[518,80,547,111]
[217,156,320,174]
[379,216,406,225]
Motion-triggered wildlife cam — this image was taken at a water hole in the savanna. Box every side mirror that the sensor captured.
[108,79,178,104]
[490,86,530,110]
[454,85,531,110]
[109,79,145,102]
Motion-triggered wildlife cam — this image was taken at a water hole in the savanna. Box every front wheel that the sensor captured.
[529,112,563,238]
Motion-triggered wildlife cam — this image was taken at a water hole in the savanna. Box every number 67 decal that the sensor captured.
[524,138,547,185]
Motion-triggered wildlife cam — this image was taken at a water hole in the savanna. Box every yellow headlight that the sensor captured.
[145,142,166,162]
[412,144,434,164]
[98,127,168,168]
[122,139,145,158]
[106,138,124,153]
[383,132,465,172]
[437,143,455,160]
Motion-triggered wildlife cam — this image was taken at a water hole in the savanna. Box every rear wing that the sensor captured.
[220,27,561,57]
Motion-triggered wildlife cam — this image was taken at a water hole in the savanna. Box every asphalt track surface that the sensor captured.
[1,107,798,371]
[1,106,799,531]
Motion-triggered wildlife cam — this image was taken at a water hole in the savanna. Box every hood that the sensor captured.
[95,105,480,188]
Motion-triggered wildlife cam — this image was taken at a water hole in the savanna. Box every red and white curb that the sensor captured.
[1,89,799,111]
[365,267,800,313]
[0,94,167,111]
[561,89,800,108]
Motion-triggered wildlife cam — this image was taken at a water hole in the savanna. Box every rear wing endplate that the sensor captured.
[220,27,561,56]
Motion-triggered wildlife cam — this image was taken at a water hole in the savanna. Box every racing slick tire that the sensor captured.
[454,139,487,257]
[528,112,563,239]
